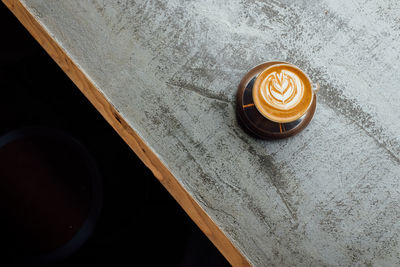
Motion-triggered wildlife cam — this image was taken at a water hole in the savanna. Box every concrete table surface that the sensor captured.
[8,0,400,265]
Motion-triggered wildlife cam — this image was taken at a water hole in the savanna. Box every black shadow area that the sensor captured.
[0,2,230,266]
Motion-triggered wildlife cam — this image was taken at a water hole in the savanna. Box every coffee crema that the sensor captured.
[252,64,313,123]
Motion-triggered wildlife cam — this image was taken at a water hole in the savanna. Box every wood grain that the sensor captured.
[1,0,251,266]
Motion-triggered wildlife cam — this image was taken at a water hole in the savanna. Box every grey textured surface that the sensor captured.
[22,0,400,265]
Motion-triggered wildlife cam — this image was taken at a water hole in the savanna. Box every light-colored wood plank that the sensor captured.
[1,0,251,265]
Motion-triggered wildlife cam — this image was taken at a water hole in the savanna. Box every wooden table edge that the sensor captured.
[1,0,252,266]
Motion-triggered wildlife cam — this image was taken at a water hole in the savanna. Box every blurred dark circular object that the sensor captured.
[0,127,102,263]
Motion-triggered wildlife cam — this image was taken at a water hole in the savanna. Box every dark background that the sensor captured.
[0,2,229,266]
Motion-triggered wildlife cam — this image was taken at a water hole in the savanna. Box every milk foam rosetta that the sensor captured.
[260,69,304,110]
[253,64,313,123]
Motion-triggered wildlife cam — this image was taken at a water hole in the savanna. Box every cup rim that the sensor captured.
[252,63,314,123]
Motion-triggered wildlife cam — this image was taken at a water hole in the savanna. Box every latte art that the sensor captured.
[252,63,313,123]
[260,70,304,110]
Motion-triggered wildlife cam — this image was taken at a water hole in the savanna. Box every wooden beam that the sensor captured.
[1,0,251,266]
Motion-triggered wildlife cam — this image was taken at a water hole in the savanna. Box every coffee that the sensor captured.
[252,64,313,123]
